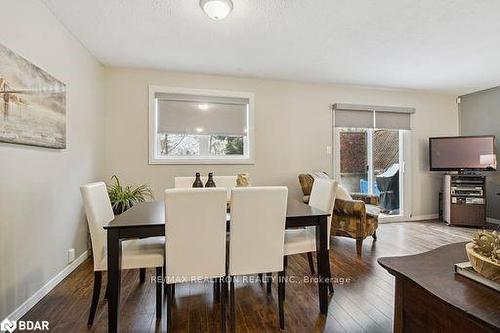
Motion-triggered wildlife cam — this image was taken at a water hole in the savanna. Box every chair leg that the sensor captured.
[230,277,236,333]
[166,284,172,333]
[284,256,288,268]
[214,278,221,303]
[87,271,102,326]
[221,277,227,333]
[278,270,285,330]
[164,262,167,295]
[356,239,363,256]
[306,252,316,275]
[372,231,377,240]
[155,267,162,320]
[266,273,272,294]
[140,268,146,283]
[104,282,110,300]
[171,283,175,302]
[326,260,334,294]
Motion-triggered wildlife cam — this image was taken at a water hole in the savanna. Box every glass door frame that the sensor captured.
[333,128,412,223]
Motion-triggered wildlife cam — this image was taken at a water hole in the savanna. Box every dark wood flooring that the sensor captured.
[21,221,481,332]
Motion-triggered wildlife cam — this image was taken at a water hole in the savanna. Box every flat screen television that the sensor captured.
[429,136,497,171]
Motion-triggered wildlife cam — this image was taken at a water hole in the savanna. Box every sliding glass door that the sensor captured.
[334,128,409,221]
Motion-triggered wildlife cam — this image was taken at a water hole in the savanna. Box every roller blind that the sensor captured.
[375,111,411,130]
[335,109,374,128]
[333,103,414,130]
[156,94,248,136]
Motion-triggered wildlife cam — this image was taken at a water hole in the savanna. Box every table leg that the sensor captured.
[107,229,122,333]
[315,215,329,314]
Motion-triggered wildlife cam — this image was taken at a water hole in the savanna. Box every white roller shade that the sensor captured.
[156,96,248,136]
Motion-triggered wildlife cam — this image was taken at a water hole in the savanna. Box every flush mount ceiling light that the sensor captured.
[200,0,233,20]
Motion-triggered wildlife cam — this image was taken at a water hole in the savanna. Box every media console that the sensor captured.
[443,174,486,227]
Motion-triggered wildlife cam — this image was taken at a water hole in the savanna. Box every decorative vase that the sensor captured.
[236,173,250,187]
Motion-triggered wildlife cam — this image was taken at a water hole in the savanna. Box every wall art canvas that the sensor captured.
[0,42,66,149]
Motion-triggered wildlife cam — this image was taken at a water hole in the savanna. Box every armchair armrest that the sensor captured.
[334,198,366,219]
[350,193,380,206]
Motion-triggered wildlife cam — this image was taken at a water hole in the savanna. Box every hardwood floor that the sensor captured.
[21,221,480,332]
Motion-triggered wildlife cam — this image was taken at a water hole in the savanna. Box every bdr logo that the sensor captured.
[1,318,49,332]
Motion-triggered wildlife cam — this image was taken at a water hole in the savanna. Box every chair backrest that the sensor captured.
[80,182,114,271]
[164,188,227,282]
[174,176,237,201]
[309,179,338,248]
[228,186,288,276]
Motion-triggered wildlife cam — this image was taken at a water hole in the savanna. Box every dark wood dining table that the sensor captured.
[104,199,331,332]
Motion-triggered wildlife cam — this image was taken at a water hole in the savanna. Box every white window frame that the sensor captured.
[148,85,255,165]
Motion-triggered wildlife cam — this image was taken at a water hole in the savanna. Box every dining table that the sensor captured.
[104,199,332,332]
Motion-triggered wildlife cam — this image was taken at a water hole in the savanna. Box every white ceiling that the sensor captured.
[42,0,500,95]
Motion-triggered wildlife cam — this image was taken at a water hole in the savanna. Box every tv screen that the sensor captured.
[429,136,497,171]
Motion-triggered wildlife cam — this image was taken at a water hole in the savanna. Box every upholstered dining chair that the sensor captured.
[174,175,237,201]
[284,178,337,292]
[164,188,228,333]
[228,186,288,331]
[80,182,165,326]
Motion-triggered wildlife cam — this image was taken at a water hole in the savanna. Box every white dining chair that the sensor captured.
[164,188,228,333]
[228,186,288,331]
[174,175,237,201]
[80,182,165,325]
[284,178,337,292]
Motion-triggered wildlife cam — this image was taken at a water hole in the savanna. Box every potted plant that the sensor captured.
[107,175,154,215]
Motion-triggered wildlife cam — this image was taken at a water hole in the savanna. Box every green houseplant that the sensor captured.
[107,175,154,215]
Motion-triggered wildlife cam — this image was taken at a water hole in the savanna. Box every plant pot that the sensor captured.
[465,242,500,283]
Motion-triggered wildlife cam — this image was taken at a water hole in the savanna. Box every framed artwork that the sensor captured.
[0,42,66,149]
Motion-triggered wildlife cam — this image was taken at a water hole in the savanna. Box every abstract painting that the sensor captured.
[0,42,66,149]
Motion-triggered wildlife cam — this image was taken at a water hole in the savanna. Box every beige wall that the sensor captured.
[104,67,458,217]
[0,0,104,318]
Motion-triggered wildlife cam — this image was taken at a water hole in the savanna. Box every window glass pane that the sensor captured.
[158,134,201,156]
[373,130,400,214]
[339,129,368,193]
[210,136,244,155]
[156,133,246,157]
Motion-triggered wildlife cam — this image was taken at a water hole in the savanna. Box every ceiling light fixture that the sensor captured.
[198,103,209,110]
[200,0,233,20]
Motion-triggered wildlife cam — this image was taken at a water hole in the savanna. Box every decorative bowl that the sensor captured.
[466,242,500,283]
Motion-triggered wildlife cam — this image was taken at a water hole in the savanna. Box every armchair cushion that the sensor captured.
[336,185,353,201]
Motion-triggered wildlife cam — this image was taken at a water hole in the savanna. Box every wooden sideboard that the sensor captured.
[378,242,500,333]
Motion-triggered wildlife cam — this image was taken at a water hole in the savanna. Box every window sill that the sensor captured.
[149,157,255,165]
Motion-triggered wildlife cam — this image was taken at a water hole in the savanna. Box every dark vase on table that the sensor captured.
[193,172,204,188]
[205,172,216,187]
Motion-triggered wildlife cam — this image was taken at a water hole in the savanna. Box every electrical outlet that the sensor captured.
[326,146,332,155]
[68,248,75,263]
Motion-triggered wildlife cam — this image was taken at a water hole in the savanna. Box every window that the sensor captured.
[149,86,254,164]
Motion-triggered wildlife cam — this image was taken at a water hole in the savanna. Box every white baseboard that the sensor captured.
[486,217,500,225]
[408,214,439,221]
[3,250,89,322]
